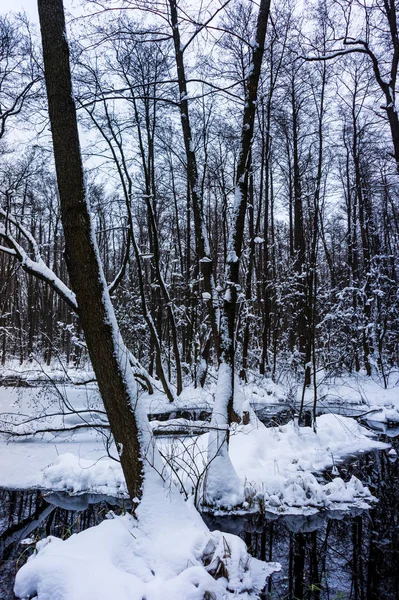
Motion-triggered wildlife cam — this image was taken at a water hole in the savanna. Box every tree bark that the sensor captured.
[37,0,144,504]
[216,0,271,423]
[168,0,220,352]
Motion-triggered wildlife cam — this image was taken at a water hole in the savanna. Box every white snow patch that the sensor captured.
[42,453,126,496]
[161,413,387,514]
[15,477,279,600]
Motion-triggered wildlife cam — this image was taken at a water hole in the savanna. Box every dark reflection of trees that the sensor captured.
[268,437,398,600]
[206,438,399,600]
[0,489,120,600]
[365,436,399,600]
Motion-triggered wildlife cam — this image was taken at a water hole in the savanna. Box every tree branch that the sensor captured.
[0,223,79,312]
[0,212,156,393]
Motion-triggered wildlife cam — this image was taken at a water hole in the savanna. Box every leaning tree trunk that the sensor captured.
[37,0,144,505]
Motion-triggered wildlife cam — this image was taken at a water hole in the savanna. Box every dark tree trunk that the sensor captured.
[37,0,144,505]
[169,0,220,353]
[352,100,373,376]
[240,167,255,382]
[291,75,308,384]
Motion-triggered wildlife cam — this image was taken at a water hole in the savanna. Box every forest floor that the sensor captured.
[1,364,398,598]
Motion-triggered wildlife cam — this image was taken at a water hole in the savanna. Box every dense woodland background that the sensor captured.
[1,0,399,393]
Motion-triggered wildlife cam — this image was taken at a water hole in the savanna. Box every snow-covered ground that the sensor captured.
[246,370,399,423]
[317,373,399,424]
[159,412,387,513]
[0,378,391,510]
[0,360,97,385]
[1,370,397,600]
[0,379,281,600]
[33,411,385,514]
[3,361,399,420]
[0,384,109,489]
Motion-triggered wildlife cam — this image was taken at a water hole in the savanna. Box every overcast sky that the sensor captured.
[1,0,78,22]
[2,0,38,20]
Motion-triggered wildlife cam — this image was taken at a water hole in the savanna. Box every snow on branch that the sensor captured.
[0,209,130,312]
[0,216,78,312]
[0,210,156,393]
[300,47,370,62]
[301,38,386,93]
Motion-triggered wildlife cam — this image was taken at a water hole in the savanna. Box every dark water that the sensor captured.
[205,434,399,600]
[0,491,128,600]
[0,436,398,600]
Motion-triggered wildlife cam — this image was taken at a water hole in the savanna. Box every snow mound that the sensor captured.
[365,406,399,424]
[42,453,126,496]
[243,472,374,512]
[15,474,280,600]
[317,374,399,412]
[40,413,387,513]
[161,413,387,513]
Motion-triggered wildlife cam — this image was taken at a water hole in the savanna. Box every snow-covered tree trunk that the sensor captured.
[206,0,271,507]
[37,0,146,506]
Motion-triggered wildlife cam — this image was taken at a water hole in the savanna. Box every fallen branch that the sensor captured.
[0,423,110,437]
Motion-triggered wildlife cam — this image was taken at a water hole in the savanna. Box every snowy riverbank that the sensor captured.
[0,373,396,599]
[0,379,390,512]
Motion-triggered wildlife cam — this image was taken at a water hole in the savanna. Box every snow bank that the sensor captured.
[15,472,279,600]
[0,385,111,489]
[363,406,399,424]
[0,379,391,512]
[0,359,94,385]
[317,373,399,413]
[42,453,126,496]
[143,385,214,417]
[160,413,387,513]
[35,412,388,513]
[245,373,399,427]
[1,383,387,513]
[231,413,388,512]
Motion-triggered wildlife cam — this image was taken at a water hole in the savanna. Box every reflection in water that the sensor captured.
[0,437,398,600]
[0,489,125,600]
[206,435,399,599]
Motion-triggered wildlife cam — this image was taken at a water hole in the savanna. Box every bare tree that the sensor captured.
[0,14,41,141]
[37,0,145,504]
[205,0,271,506]
[304,0,399,173]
